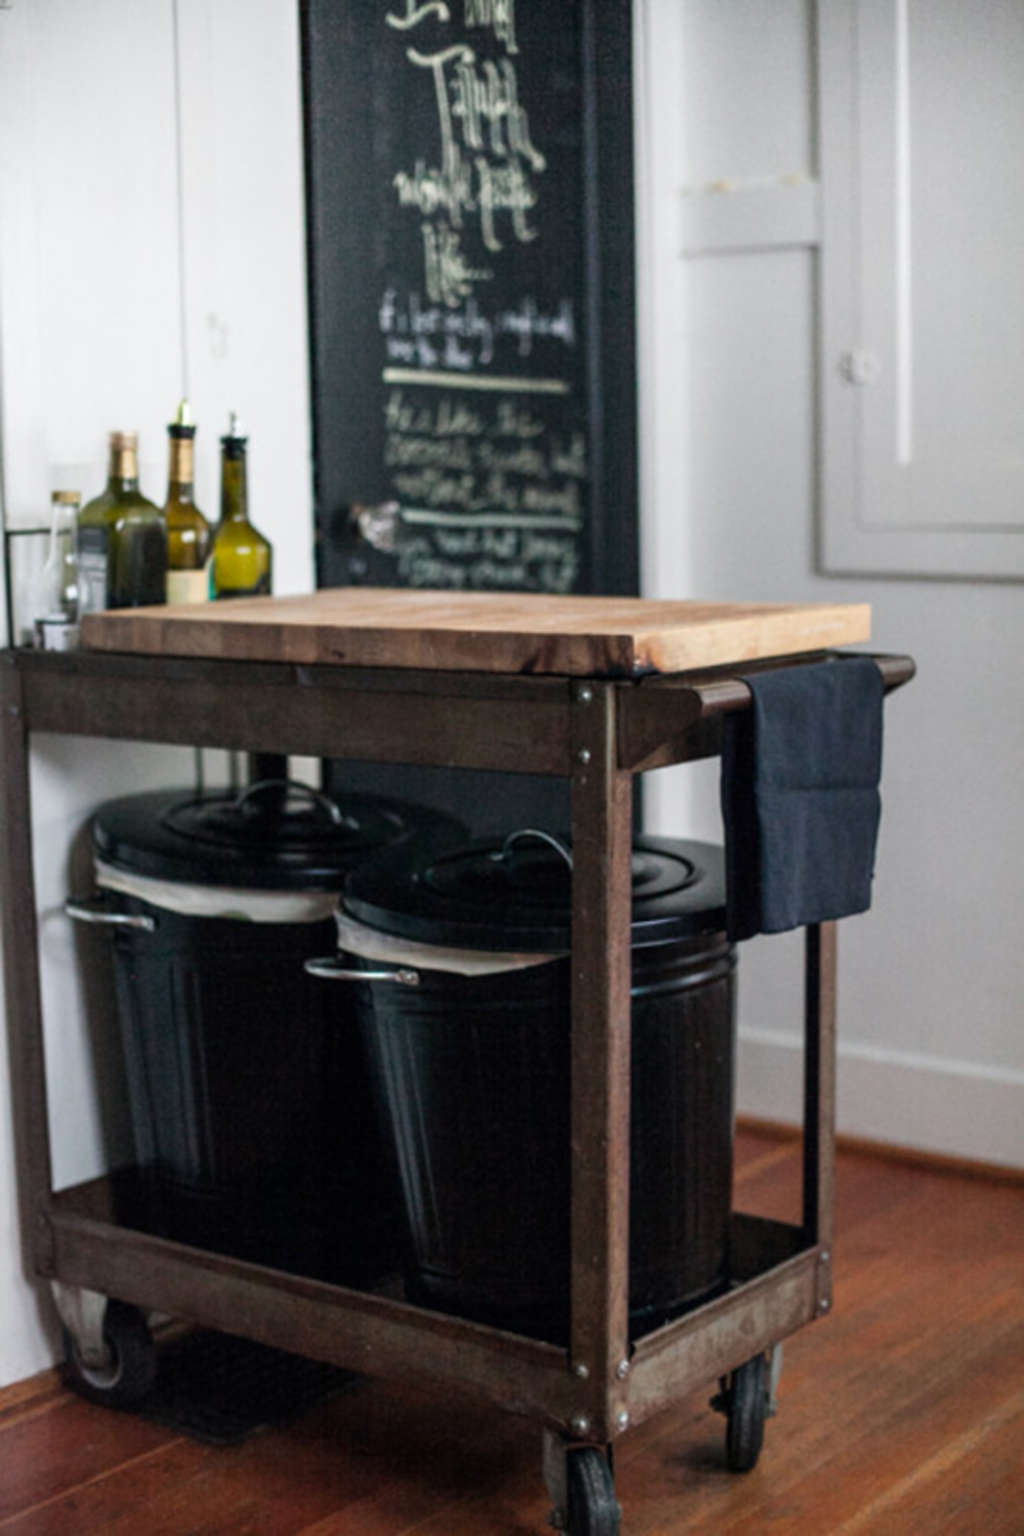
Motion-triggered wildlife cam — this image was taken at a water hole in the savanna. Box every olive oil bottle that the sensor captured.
[164,400,212,604]
[78,432,167,612]
[209,413,272,599]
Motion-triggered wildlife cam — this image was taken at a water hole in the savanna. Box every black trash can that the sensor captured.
[313,830,737,1343]
[69,780,464,1283]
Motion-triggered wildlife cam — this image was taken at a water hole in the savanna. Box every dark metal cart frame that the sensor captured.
[0,645,911,1477]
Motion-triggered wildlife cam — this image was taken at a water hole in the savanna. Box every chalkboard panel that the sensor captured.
[301,0,638,599]
[301,0,638,834]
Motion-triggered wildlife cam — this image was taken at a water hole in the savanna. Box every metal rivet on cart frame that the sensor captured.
[576,684,593,704]
[616,1358,630,1380]
[570,1413,591,1437]
[573,1362,590,1380]
[577,747,591,765]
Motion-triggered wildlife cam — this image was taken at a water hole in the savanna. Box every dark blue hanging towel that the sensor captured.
[720,656,884,941]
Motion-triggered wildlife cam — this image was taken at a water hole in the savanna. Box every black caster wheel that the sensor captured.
[566,1447,621,1536]
[723,1352,768,1473]
[63,1299,157,1409]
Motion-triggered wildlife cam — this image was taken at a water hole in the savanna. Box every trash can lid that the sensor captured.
[90,785,465,892]
[343,831,726,951]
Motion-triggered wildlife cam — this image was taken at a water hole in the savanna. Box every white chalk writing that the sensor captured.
[465,0,517,54]
[375,3,586,592]
[389,0,544,305]
[379,385,586,589]
[379,290,575,371]
[386,2,451,31]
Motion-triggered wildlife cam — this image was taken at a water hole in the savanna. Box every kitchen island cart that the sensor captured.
[0,590,913,1533]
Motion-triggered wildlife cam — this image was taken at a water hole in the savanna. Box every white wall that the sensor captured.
[639,0,1024,1168]
[0,0,312,1387]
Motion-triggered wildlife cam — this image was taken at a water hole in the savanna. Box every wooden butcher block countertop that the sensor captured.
[80,588,871,677]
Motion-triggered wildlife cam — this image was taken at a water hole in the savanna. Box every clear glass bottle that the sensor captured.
[33,491,81,650]
[78,431,167,612]
[210,413,272,599]
[164,399,212,604]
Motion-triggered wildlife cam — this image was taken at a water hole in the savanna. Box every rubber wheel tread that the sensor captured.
[567,1447,622,1535]
[725,1352,767,1473]
[63,1300,157,1409]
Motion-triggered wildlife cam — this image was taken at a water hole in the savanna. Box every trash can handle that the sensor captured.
[491,828,574,871]
[232,779,350,827]
[64,897,156,933]
[304,956,421,986]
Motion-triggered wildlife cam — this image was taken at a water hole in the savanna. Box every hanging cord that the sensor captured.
[171,0,190,403]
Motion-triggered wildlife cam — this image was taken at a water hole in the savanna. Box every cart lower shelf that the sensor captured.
[42,1167,821,1434]
[50,1183,795,1536]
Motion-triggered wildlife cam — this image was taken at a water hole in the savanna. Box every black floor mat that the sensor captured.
[136,1329,358,1445]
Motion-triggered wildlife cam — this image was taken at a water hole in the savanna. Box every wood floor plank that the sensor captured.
[0,1394,178,1525]
[0,1369,64,1422]
[833,1386,1024,1535]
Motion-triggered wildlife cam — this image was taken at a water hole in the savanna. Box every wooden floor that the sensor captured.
[2,1129,1022,1534]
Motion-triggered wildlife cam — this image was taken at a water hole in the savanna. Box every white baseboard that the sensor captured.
[737,1029,1024,1171]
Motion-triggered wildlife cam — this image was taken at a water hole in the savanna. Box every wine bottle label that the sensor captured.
[212,568,272,600]
[165,566,211,606]
[168,435,195,486]
[34,617,80,652]
[214,584,271,599]
[77,526,109,614]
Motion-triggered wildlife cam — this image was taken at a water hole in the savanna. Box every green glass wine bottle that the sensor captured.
[78,431,167,611]
[164,400,212,604]
[209,413,272,599]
